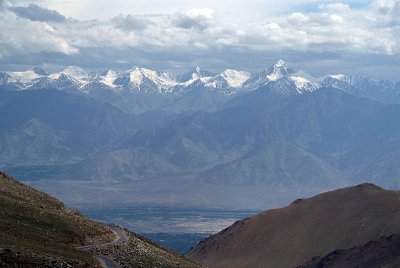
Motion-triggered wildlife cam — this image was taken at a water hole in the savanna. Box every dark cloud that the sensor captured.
[0,0,6,11]
[172,9,214,30]
[112,14,150,32]
[9,3,66,22]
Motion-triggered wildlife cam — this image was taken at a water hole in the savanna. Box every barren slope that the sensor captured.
[188,183,400,268]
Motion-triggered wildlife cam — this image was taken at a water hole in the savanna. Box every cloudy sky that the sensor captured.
[0,0,399,78]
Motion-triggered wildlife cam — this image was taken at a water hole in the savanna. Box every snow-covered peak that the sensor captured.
[125,66,178,90]
[101,69,118,77]
[127,66,144,86]
[177,67,215,83]
[61,66,89,82]
[329,74,347,81]
[191,68,202,81]
[8,69,45,83]
[213,69,251,88]
[31,67,48,76]
[289,76,319,93]
[274,59,286,68]
[244,62,321,95]
[265,60,295,81]
[293,70,324,84]
[99,70,118,88]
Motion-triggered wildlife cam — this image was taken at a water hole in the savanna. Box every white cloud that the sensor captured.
[288,13,310,25]
[0,1,399,79]
[373,0,400,14]
[319,3,351,12]
[0,12,78,58]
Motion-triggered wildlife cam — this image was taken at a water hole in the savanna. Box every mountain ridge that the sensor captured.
[2,60,399,105]
[187,183,400,268]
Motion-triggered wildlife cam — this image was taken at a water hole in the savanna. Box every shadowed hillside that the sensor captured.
[298,233,400,268]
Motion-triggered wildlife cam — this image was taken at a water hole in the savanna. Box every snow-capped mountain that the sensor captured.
[1,60,399,104]
[177,66,215,83]
[173,67,251,95]
[243,60,318,95]
[116,67,178,93]
[59,66,90,82]
[34,73,81,91]
[206,69,251,90]
[246,59,295,88]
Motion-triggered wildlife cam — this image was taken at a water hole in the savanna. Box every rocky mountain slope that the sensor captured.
[187,183,400,268]
[0,171,199,267]
[298,234,400,268]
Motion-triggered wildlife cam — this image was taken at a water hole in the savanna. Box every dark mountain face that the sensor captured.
[298,233,400,268]
[187,184,400,268]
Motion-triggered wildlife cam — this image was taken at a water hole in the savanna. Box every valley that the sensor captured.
[81,206,258,254]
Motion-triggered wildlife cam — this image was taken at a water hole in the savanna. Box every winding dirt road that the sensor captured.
[79,224,129,268]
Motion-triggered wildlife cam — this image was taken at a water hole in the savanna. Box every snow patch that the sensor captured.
[220,69,251,88]
[8,70,43,83]
[61,66,89,82]
[100,70,118,88]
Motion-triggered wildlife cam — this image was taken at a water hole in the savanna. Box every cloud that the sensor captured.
[0,9,77,60]
[373,0,400,15]
[173,8,215,30]
[319,3,351,12]
[112,14,150,32]
[372,0,400,26]
[8,3,66,22]
[0,1,399,80]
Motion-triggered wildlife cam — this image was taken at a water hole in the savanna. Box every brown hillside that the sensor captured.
[187,183,400,268]
[0,171,115,267]
[0,171,200,268]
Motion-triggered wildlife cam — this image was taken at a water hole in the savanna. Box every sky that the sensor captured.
[0,0,399,79]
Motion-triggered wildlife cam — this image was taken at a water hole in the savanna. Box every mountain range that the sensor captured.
[2,60,400,113]
[1,60,400,209]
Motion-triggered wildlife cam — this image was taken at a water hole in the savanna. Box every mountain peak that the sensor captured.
[265,59,295,81]
[31,67,48,76]
[219,69,251,88]
[127,66,141,72]
[61,66,88,79]
[177,66,214,83]
[100,69,117,76]
[274,59,287,68]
